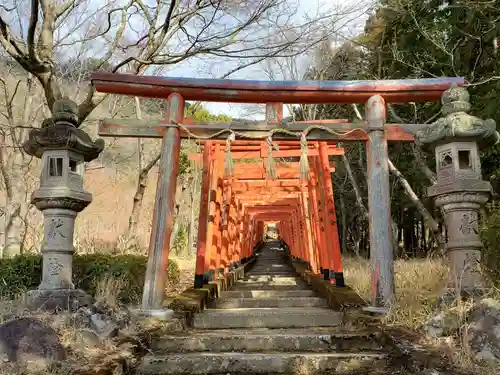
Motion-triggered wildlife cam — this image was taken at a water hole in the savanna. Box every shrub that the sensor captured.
[0,253,180,304]
[171,224,189,256]
[481,203,500,285]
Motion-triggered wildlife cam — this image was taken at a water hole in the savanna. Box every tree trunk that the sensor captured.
[124,97,161,249]
[387,159,444,247]
[341,152,368,219]
[411,144,437,185]
[169,178,190,252]
[339,192,347,251]
[126,153,161,246]
[170,211,181,254]
[188,182,198,255]
[1,77,34,257]
[3,183,24,257]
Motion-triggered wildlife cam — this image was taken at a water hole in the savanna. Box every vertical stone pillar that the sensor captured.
[365,95,395,311]
[415,84,499,299]
[22,98,105,311]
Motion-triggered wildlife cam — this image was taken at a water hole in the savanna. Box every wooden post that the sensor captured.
[319,142,344,286]
[238,202,246,262]
[309,176,324,274]
[365,95,394,309]
[141,93,183,315]
[206,145,221,280]
[221,178,232,272]
[301,188,317,273]
[313,155,332,280]
[265,102,283,124]
[213,147,224,278]
[229,193,237,267]
[294,207,305,261]
[194,142,212,288]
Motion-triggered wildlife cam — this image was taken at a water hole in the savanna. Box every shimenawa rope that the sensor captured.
[170,120,369,181]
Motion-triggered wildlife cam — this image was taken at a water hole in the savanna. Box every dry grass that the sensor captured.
[344,256,449,328]
[344,256,500,374]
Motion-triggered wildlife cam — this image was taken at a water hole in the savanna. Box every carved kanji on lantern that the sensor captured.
[23,98,105,311]
[416,84,500,298]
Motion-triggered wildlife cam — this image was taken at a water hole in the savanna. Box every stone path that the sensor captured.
[139,241,389,374]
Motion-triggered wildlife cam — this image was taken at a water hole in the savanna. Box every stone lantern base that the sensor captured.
[27,288,94,312]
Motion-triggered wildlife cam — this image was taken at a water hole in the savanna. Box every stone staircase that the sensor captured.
[139,241,389,374]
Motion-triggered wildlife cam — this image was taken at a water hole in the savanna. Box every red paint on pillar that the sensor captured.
[319,142,344,283]
[194,142,213,287]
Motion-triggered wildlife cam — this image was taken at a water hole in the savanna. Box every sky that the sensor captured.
[0,0,369,120]
[156,0,370,120]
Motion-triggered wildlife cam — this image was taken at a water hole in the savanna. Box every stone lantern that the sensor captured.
[415,84,499,299]
[23,98,105,310]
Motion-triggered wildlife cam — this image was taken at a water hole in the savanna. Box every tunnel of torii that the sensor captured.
[91,73,464,311]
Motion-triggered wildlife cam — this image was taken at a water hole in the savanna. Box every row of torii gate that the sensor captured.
[188,138,346,287]
[91,73,463,312]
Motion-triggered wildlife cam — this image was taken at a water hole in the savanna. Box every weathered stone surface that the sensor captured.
[415,84,499,298]
[0,317,66,371]
[415,84,499,151]
[463,298,500,361]
[23,98,105,314]
[23,97,105,161]
[143,241,390,374]
[152,328,384,353]
[423,310,463,338]
[138,352,387,375]
[221,289,316,298]
[193,307,343,329]
[27,288,94,312]
[213,296,328,308]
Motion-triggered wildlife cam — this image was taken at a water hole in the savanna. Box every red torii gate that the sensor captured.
[188,140,345,286]
[91,73,463,313]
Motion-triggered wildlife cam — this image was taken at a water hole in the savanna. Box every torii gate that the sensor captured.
[188,141,344,286]
[91,73,463,313]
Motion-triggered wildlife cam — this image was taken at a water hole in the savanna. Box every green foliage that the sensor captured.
[480,203,500,285]
[179,151,189,175]
[0,254,180,304]
[172,224,189,256]
[185,103,232,122]
[363,0,500,181]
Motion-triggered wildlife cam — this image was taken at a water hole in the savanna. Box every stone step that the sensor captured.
[221,289,317,298]
[247,271,297,276]
[235,281,308,288]
[232,284,310,291]
[212,296,328,308]
[251,262,288,265]
[243,276,300,281]
[248,270,292,274]
[139,352,387,374]
[250,264,288,267]
[193,307,342,329]
[235,279,307,286]
[251,262,287,266]
[151,328,385,353]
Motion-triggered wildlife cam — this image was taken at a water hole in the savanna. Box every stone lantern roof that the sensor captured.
[23,98,105,162]
[415,84,499,152]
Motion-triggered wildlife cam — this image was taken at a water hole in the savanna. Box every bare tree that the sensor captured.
[0,0,364,255]
[121,97,161,249]
[0,0,362,124]
[0,67,45,256]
